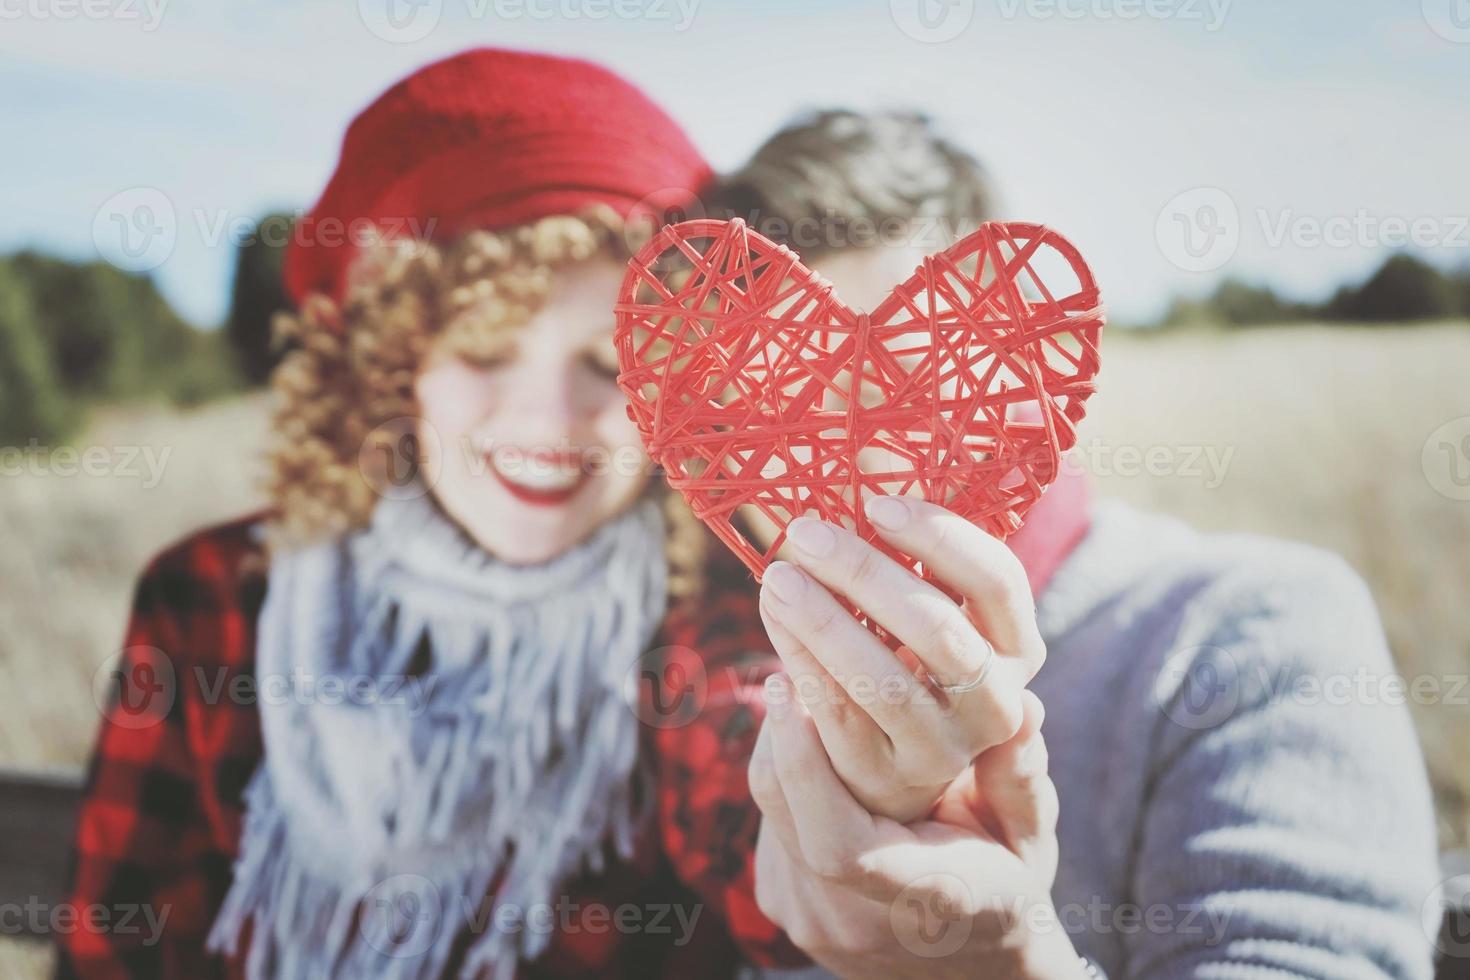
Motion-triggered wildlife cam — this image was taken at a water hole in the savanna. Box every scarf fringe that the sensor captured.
[207,494,669,979]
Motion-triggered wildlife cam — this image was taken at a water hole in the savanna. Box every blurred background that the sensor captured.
[3,1,1469,974]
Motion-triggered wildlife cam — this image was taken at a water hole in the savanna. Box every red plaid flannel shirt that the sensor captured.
[55,512,807,978]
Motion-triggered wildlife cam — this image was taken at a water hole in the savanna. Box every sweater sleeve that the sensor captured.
[1123,550,1440,980]
[646,573,811,970]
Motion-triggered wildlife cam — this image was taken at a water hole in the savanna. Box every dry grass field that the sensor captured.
[1083,322,1470,849]
[3,322,1468,974]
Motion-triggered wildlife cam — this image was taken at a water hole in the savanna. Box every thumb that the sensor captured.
[944,690,1060,879]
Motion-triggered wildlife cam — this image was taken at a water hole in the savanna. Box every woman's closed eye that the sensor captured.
[583,342,621,381]
[460,339,521,370]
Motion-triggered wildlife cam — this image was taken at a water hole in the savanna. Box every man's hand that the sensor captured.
[756,493,1045,822]
[748,675,1084,979]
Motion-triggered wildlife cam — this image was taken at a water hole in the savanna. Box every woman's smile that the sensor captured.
[487,446,592,506]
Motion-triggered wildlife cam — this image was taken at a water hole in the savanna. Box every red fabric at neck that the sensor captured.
[1006,462,1092,599]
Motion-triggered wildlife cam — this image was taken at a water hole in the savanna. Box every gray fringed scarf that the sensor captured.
[206,488,669,980]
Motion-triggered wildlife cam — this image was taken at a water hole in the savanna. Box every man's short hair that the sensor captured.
[709,109,993,254]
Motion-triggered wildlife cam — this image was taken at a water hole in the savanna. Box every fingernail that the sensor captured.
[787,517,836,558]
[763,561,807,603]
[864,495,910,531]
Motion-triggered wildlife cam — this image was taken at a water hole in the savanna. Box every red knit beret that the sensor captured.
[282,47,714,305]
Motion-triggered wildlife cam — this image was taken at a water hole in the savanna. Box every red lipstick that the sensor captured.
[487,447,591,507]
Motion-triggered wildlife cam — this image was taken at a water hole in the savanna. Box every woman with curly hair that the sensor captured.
[61,45,1068,980]
[58,49,797,980]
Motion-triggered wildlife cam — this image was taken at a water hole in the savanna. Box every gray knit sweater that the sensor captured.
[752,500,1442,979]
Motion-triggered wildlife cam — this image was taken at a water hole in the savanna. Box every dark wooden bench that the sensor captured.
[1,767,82,936]
[4,766,1469,976]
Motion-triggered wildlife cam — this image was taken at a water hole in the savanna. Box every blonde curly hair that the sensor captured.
[262,205,711,605]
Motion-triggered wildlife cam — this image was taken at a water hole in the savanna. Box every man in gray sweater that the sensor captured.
[1030,501,1438,976]
[748,496,1439,978]
[720,112,1441,978]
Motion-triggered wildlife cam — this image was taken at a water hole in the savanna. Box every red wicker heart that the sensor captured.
[614,217,1104,596]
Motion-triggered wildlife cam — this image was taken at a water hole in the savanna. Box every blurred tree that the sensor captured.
[225,212,295,384]
[9,251,206,399]
[1156,254,1469,329]
[1158,278,1310,329]
[1327,253,1464,322]
[0,262,75,444]
[11,252,118,393]
[1156,294,1214,330]
[1453,265,1470,317]
[1209,279,1311,326]
[0,252,243,447]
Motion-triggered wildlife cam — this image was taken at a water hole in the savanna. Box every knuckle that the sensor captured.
[971,566,1012,609]
[1036,776,1061,831]
[971,689,1026,751]
[747,758,782,813]
[1002,556,1032,600]
[831,920,883,955]
[1021,629,1048,675]
[748,784,783,819]
[754,867,785,923]
[848,545,886,588]
[972,550,1029,609]
[1026,737,1052,775]
[772,739,813,788]
[927,512,960,556]
[826,737,872,784]
[807,841,863,882]
[938,736,977,778]
[988,691,1027,745]
[920,608,980,666]
[783,918,825,955]
[854,745,899,793]
[827,687,864,727]
[935,740,975,783]
[806,598,844,638]
[986,536,1032,592]
[895,739,965,786]
[920,874,979,920]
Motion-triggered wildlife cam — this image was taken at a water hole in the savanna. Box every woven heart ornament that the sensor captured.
[614,218,1104,607]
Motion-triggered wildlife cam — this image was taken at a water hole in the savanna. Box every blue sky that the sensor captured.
[2,0,1467,326]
